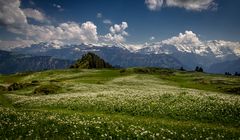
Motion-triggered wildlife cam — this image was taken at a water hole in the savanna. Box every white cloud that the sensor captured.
[110,22,128,35]
[0,21,99,49]
[23,21,98,45]
[0,39,36,50]
[102,33,125,44]
[145,0,217,11]
[150,36,155,41]
[101,22,129,45]
[0,0,101,49]
[22,8,48,23]
[145,0,164,11]
[80,21,99,43]
[96,13,102,18]
[53,3,64,11]
[162,30,202,47]
[160,30,207,53]
[166,0,217,11]
[0,1,130,50]
[103,19,112,25]
[0,0,48,29]
[0,0,27,28]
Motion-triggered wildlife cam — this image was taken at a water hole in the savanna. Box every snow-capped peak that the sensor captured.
[136,31,240,59]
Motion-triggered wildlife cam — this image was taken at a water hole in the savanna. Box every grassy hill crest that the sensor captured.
[70,52,113,69]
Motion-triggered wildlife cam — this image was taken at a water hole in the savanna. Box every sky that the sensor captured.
[0,0,240,49]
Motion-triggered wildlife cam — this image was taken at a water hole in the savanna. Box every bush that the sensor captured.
[119,69,126,73]
[133,67,174,75]
[8,83,32,91]
[0,85,7,91]
[195,66,204,72]
[31,80,40,85]
[179,67,185,71]
[33,84,61,95]
[133,68,153,74]
[224,87,240,95]
[50,79,61,83]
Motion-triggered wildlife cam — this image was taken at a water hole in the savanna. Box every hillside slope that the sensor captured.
[0,50,73,74]
[0,68,240,139]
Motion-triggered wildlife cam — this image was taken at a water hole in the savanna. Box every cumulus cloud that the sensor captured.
[0,21,99,49]
[0,0,27,28]
[15,21,98,45]
[109,22,128,35]
[22,8,48,23]
[0,39,36,50]
[0,0,101,49]
[145,0,217,11]
[0,0,130,49]
[145,0,164,11]
[166,0,217,11]
[160,30,208,53]
[101,22,129,45]
[0,0,48,29]
[162,30,202,47]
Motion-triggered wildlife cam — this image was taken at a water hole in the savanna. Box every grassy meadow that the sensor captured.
[0,68,240,139]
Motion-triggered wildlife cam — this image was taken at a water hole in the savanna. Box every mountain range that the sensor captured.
[208,59,240,74]
[138,40,240,69]
[0,50,73,74]
[12,43,183,69]
[0,40,239,74]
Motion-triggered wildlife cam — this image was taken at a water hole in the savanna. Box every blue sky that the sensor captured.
[0,0,240,48]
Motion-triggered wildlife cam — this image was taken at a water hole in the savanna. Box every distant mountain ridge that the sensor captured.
[138,41,240,69]
[12,43,183,69]
[9,42,240,74]
[138,40,240,58]
[208,59,240,74]
[0,50,73,74]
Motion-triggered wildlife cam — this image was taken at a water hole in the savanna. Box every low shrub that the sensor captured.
[50,79,61,83]
[133,68,154,74]
[133,67,174,75]
[119,69,126,73]
[31,80,40,86]
[224,86,240,95]
[33,84,61,95]
[8,83,32,91]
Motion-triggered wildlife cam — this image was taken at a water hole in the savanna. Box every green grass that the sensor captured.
[0,68,240,139]
[155,70,240,94]
[0,93,12,107]
[1,108,239,139]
